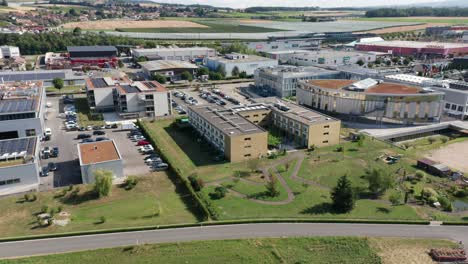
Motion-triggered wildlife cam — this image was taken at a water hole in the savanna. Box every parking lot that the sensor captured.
[40,97,151,190]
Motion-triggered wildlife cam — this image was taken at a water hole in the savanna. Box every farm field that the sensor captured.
[352,16,468,24]
[62,20,209,30]
[0,173,200,238]
[142,119,468,222]
[425,140,468,173]
[359,23,446,34]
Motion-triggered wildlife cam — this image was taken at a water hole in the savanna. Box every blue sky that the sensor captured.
[151,0,441,8]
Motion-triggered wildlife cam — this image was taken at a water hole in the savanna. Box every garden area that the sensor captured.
[141,119,468,223]
[0,172,201,238]
[74,98,105,127]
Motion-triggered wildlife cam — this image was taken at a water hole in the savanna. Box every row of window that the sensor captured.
[0,112,36,121]
[445,103,465,112]
[0,178,20,186]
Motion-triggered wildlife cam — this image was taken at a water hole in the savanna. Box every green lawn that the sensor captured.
[46,85,84,94]
[0,173,200,238]
[74,97,105,127]
[352,17,468,24]
[116,21,286,33]
[2,237,382,264]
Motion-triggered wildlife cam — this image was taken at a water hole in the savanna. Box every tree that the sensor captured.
[389,192,403,206]
[210,186,227,199]
[364,168,394,197]
[52,78,64,90]
[238,71,248,78]
[188,174,203,192]
[427,136,436,144]
[72,27,82,36]
[68,8,79,16]
[265,175,280,197]
[197,67,209,76]
[136,56,147,62]
[331,175,355,213]
[216,64,226,77]
[152,73,167,84]
[181,71,193,82]
[93,170,113,197]
[386,60,392,66]
[231,66,240,77]
[356,59,365,66]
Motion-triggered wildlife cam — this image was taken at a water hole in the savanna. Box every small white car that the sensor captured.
[46,102,53,108]
[44,128,52,137]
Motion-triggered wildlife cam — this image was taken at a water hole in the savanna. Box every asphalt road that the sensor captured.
[0,223,467,259]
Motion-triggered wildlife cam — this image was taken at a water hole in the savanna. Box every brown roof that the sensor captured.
[366,83,421,94]
[306,79,356,89]
[79,141,120,165]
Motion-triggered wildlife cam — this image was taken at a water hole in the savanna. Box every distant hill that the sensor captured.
[409,0,468,7]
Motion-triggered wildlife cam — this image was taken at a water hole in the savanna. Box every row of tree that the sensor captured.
[366,7,468,17]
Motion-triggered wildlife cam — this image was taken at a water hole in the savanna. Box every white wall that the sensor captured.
[0,117,43,138]
[81,159,124,184]
[125,93,140,113]
[93,88,114,109]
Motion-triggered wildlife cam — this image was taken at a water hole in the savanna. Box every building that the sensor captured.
[245,38,321,52]
[254,66,341,97]
[0,137,41,195]
[356,41,468,58]
[0,70,86,87]
[77,140,124,184]
[297,78,445,124]
[0,81,46,139]
[86,77,171,118]
[288,50,378,67]
[205,53,278,77]
[67,46,118,68]
[132,47,216,61]
[464,32,468,43]
[187,105,268,162]
[242,98,341,148]
[0,46,20,58]
[264,50,310,63]
[139,60,198,81]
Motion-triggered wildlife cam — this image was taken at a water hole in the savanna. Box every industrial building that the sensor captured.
[132,47,216,61]
[356,41,468,58]
[139,60,198,81]
[0,70,86,88]
[0,137,41,196]
[86,77,171,118]
[205,53,278,77]
[287,50,378,67]
[254,66,341,97]
[67,46,118,68]
[297,78,445,124]
[245,38,321,52]
[188,105,268,162]
[0,81,46,139]
[0,46,20,58]
[78,140,124,184]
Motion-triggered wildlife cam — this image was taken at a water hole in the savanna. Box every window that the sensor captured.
[322,140,328,143]
[25,129,36,137]
[451,105,457,110]
[244,154,251,157]
[245,145,252,148]
[0,178,20,185]
[445,103,450,109]
[458,106,464,112]
[244,137,251,141]
[253,114,259,117]
[324,125,330,128]
[323,132,329,135]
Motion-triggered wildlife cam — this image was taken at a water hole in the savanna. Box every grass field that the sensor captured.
[352,17,468,24]
[3,237,458,264]
[0,173,200,238]
[116,21,286,33]
[46,85,84,94]
[74,98,105,127]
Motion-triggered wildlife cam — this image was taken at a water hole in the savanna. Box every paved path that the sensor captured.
[0,223,466,259]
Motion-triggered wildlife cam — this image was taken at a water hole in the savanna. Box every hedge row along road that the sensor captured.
[0,223,467,259]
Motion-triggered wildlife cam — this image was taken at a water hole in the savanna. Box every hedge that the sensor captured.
[442,222,468,226]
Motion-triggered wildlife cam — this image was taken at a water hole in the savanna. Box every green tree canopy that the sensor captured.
[93,170,113,197]
[152,73,167,84]
[52,78,64,90]
[364,168,394,197]
[331,175,355,213]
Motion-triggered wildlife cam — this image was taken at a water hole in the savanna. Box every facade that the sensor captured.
[132,47,216,61]
[67,46,118,68]
[86,77,171,118]
[0,137,41,196]
[297,78,445,124]
[254,66,341,97]
[433,84,468,120]
[0,46,20,58]
[356,41,468,58]
[139,60,198,81]
[0,81,46,139]
[77,140,124,184]
[464,32,468,43]
[288,50,377,67]
[205,53,278,77]
[187,105,268,162]
[245,38,321,52]
[0,70,86,87]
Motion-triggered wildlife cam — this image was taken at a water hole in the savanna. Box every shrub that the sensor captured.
[210,186,227,199]
[41,205,49,214]
[93,170,113,197]
[124,176,138,190]
[421,187,438,201]
[452,187,467,198]
[277,165,286,173]
[57,206,63,213]
[24,194,31,202]
[414,170,426,181]
[427,136,436,144]
[265,175,280,197]
[440,136,448,143]
[438,196,453,212]
[428,196,438,205]
[30,194,37,202]
[188,174,204,192]
[99,216,106,224]
[389,192,403,206]
[68,185,74,191]
[49,208,56,217]
[335,146,344,152]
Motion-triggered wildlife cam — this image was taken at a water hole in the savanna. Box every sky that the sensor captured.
[150,0,442,9]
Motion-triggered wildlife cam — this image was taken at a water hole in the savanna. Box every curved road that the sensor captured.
[0,223,467,259]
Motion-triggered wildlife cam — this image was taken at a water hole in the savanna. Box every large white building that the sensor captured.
[206,53,278,77]
[78,140,124,184]
[287,50,378,67]
[132,47,216,61]
[245,38,321,52]
[0,137,41,196]
[0,81,46,139]
[0,46,20,59]
[254,66,341,97]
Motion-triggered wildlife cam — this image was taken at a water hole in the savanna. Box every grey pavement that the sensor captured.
[0,223,466,259]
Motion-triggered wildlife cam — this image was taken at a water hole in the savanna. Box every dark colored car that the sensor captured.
[93,126,102,130]
[111,124,118,129]
[48,162,57,171]
[40,166,49,177]
[76,134,92,139]
[95,137,109,142]
[93,130,106,135]
[51,147,59,158]
[81,138,94,143]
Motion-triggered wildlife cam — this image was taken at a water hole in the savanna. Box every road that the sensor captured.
[0,223,466,259]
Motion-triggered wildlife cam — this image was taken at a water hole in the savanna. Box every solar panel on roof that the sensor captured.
[91,78,109,88]
[0,72,65,82]
[0,137,36,156]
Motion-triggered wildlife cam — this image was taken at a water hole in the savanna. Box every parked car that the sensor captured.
[93,126,102,130]
[81,138,94,143]
[51,147,59,158]
[144,154,160,160]
[40,166,49,177]
[146,157,162,164]
[105,124,112,129]
[93,130,106,135]
[95,137,109,142]
[152,163,169,171]
[111,124,118,129]
[66,123,78,130]
[137,140,150,146]
[132,135,146,141]
[48,162,57,171]
[76,134,92,139]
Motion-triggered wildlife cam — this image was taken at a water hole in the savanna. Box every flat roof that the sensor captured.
[133,47,214,52]
[86,77,132,90]
[0,81,43,114]
[307,79,355,89]
[0,137,36,160]
[139,60,198,71]
[188,105,265,137]
[366,83,421,94]
[357,41,468,49]
[78,140,121,166]
[209,54,276,63]
[116,81,167,94]
[257,65,340,78]
[0,71,66,82]
[68,46,117,53]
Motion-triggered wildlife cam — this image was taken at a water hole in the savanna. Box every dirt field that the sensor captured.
[358,23,447,34]
[426,140,468,173]
[62,20,209,30]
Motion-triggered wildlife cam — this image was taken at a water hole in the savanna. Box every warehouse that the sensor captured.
[67,46,118,68]
[206,53,278,78]
[139,60,198,81]
[132,47,216,61]
[297,78,445,124]
[356,41,468,58]
[288,50,378,67]
[78,140,124,184]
